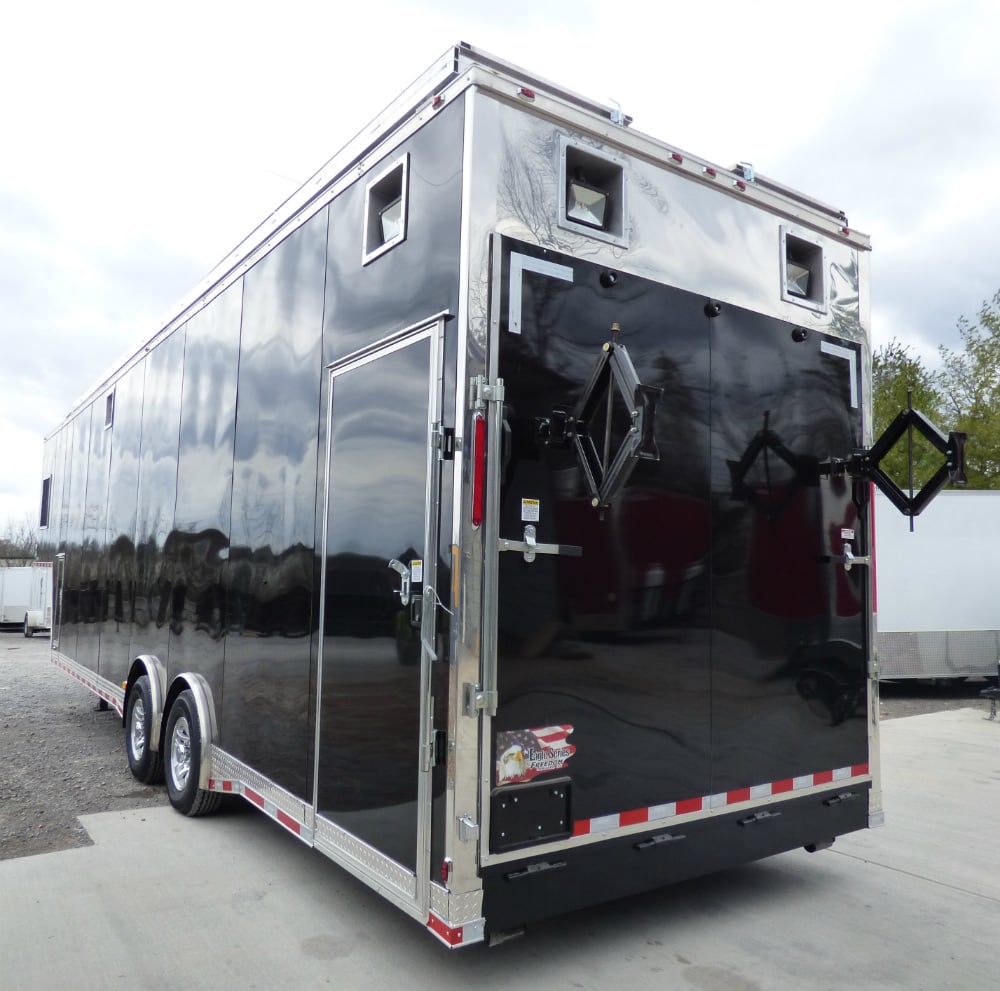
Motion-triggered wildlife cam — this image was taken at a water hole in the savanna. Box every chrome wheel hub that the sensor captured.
[130,698,147,757]
[169,716,192,792]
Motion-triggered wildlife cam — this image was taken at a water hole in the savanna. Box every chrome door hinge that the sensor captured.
[470,374,505,410]
[457,814,480,842]
[463,682,497,718]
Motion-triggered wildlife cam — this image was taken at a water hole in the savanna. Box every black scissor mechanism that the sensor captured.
[728,403,966,521]
[562,325,664,510]
[821,404,966,518]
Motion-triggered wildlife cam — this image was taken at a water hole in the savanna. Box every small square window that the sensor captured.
[780,226,827,312]
[557,137,628,248]
[363,153,409,264]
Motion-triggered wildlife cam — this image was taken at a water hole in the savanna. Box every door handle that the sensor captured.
[840,541,870,573]
[498,524,583,564]
[388,558,411,606]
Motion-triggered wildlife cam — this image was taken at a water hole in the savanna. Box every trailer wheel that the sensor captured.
[126,676,163,784]
[23,615,32,638]
[164,690,220,817]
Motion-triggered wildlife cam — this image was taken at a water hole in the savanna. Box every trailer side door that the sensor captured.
[314,315,446,917]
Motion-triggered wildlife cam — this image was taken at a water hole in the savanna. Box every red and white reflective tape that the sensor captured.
[208,779,313,843]
[572,764,870,837]
[51,655,123,716]
[427,914,465,947]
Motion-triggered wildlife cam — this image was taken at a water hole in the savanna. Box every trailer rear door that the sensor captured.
[482,236,870,865]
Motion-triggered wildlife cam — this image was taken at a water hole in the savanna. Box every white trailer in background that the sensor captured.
[0,567,33,628]
[0,564,53,635]
[23,562,53,637]
[876,490,1000,681]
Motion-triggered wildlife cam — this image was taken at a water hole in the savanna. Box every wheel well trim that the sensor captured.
[124,655,167,751]
[164,672,219,790]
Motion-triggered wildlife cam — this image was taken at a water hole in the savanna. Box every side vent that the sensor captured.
[780,225,826,312]
[363,153,409,264]
[39,475,52,529]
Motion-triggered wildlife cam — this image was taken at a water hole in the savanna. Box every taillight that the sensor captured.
[471,413,486,528]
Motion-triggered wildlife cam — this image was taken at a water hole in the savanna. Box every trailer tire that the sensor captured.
[164,690,220,817]
[126,676,163,784]
[23,615,32,638]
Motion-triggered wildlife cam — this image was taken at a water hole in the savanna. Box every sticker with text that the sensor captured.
[521,498,540,522]
[496,725,575,785]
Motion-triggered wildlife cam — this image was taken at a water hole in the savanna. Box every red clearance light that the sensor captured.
[432,94,445,110]
[441,857,453,884]
[518,87,536,100]
[670,152,683,164]
[734,179,747,191]
[471,413,486,528]
[703,166,717,178]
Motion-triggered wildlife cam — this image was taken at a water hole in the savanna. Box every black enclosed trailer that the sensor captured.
[38,43,963,946]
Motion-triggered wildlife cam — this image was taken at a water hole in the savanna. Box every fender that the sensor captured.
[124,655,167,752]
[164,672,219,790]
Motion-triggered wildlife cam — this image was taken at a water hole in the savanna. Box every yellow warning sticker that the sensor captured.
[521,498,540,522]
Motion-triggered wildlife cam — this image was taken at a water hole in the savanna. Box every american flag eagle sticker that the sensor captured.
[496,725,576,785]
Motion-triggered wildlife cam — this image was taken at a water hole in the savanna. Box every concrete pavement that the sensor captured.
[1,709,998,989]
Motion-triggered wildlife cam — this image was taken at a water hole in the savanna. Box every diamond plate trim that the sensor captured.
[877,630,1000,680]
[209,746,310,825]
[430,881,449,919]
[429,883,484,927]
[314,815,417,902]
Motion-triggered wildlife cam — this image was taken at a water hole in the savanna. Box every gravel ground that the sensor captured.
[0,632,164,861]
[1,630,996,862]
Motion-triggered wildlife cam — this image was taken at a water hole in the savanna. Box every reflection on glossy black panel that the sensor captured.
[223,213,326,801]
[494,241,713,822]
[61,407,93,658]
[710,313,867,790]
[168,282,242,701]
[77,387,112,673]
[100,361,145,688]
[133,330,186,665]
[323,100,464,364]
[492,237,870,826]
[318,338,432,871]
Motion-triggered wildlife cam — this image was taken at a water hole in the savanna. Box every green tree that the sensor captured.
[872,339,944,492]
[938,290,1000,488]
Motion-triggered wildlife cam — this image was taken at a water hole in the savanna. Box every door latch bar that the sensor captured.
[498,524,583,563]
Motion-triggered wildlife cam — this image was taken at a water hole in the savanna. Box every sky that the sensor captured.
[1,0,997,525]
